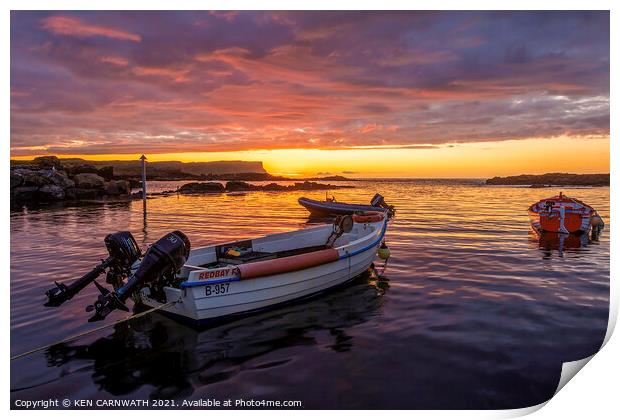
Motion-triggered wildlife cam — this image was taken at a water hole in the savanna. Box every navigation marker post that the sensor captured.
[140,154,147,220]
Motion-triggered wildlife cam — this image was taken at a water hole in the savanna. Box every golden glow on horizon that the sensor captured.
[11,136,609,178]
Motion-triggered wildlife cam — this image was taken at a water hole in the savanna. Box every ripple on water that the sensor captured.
[10,181,609,409]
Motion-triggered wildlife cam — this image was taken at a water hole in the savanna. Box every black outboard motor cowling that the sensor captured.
[88,230,190,322]
[370,193,386,208]
[104,231,142,269]
[370,193,395,217]
[45,231,141,307]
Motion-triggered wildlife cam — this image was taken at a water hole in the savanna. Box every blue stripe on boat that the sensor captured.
[339,219,388,260]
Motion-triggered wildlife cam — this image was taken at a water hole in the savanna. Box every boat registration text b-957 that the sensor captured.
[205,282,230,296]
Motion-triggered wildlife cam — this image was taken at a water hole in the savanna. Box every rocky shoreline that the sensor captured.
[10,156,355,205]
[11,156,131,203]
[485,172,609,187]
[11,156,356,183]
[176,180,354,194]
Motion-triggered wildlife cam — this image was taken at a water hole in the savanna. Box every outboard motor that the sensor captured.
[370,193,395,217]
[45,232,141,307]
[87,230,190,322]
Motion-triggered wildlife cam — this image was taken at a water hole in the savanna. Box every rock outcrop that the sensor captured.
[22,171,52,187]
[12,186,39,201]
[10,171,24,188]
[225,181,253,191]
[73,188,102,199]
[73,173,105,189]
[97,166,114,180]
[45,171,75,189]
[11,162,130,203]
[32,155,63,170]
[66,163,98,176]
[178,182,226,194]
[486,173,609,187]
[178,180,354,195]
[104,180,131,195]
[38,184,65,201]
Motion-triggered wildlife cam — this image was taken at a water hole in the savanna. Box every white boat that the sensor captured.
[132,212,388,324]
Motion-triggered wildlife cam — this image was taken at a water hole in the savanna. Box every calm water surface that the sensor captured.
[10,180,610,409]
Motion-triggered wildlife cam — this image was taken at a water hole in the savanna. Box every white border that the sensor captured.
[4,2,616,419]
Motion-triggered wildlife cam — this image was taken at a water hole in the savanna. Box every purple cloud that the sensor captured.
[10,11,609,156]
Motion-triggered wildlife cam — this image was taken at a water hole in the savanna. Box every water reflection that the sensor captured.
[11,180,609,408]
[533,230,591,258]
[42,271,389,400]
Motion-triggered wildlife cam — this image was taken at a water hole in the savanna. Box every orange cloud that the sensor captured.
[132,66,190,82]
[99,55,129,66]
[359,123,382,133]
[41,16,141,42]
[11,11,609,165]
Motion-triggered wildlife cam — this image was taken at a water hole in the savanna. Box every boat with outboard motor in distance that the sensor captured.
[44,211,390,324]
[298,193,394,217]
[527,192,604,235]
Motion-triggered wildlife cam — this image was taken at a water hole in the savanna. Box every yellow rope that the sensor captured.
[10,301,176,361]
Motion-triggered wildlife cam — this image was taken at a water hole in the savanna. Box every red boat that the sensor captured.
[528,192,603,234]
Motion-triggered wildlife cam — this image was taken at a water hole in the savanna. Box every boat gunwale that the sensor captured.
[177,217,387,289]
[298,196,386,212]
[181,256,375,311]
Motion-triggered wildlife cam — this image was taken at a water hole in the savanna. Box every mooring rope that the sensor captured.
[378,257,389,276]
[10,301,176,361]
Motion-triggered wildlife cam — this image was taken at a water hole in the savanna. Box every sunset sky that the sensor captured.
[10,11,610,177]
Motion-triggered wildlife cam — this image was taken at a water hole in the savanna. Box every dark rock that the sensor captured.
[97,166,114,180]
[486,173,610,186]
[37,184,65,201]
[67,163,98,175]
[104,180,131,195]
[12,186,39,201]
[177,180,353,195]
[74,173,105,189]
[291,181,352,191]
[261,183,288,191]
[305,175,353,181]
[65,188,77,200]
[12,168,35,176]
[225,181,253,191]
[73,188,101,199]
[178,182,225,194]
[127,179,142,189]
[10,171,24,188]
[41,170,75,189]
[294,182,318,190]
[11,164,40,172]
[22,171,52,187]
[33,155,63,170]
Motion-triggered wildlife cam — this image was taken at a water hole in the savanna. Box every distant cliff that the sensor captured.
[486,173,609,187]
[10,157,267,180]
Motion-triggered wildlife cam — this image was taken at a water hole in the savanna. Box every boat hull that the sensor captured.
[528,209,592,233]
[137,218,388,323]
[142,274,364,326]
[298,197,385,216]
[527,193,597,234]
